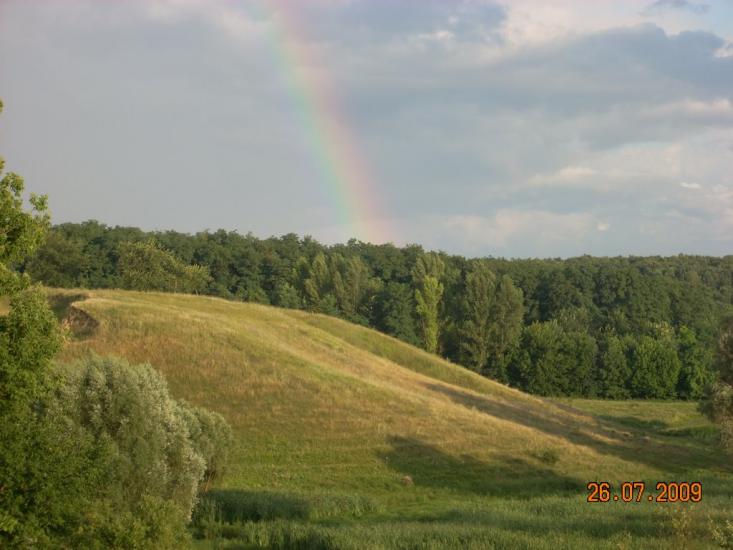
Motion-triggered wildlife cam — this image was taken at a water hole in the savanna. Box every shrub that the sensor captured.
[535,448,561,466]
[178,402,233,492]
[50,354,233,547]
[57,355,206,520]
[710,517,733,549]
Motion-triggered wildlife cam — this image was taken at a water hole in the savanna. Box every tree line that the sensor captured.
[24,221,733,400]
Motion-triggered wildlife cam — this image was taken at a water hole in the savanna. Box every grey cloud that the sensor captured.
[1,1,732,256]
[305,0,507,44]
[644,0,710,15]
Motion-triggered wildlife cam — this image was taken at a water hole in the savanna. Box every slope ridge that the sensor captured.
[53,289,728,499]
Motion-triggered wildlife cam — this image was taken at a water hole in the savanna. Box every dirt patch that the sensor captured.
[47,293,89,320]
[61,305,99,338]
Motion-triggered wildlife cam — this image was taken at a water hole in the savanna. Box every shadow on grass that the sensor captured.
[425,383,732,474]
[195,490,380,524]
[47,292,88,320]
[596,415,669,432]
[196,490,311,522]
[596,415,719,442]
[378,435,582,498]
[47,293,98,338]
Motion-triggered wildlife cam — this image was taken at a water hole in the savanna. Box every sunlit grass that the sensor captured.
[49,288,733,548]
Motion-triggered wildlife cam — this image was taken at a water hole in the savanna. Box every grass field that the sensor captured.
[50,289,733,549]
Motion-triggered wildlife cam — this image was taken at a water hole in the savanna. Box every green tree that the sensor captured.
[701,316,733,452]
[374,282,419,346]
[596,334,631,398]
[412,253,444,353]
[460,262,497,372]
[54,355,232,548]
[297,252,339,314]
[274,281,302,309]
[0,98,71,544]
[25,231,88,287]
[486,275,524,382]
[118,240,210,293]
[629,335,681,398]
[677,326,712,399]
[57,356,207,520]
[511,321,567,395]
[567,330,599,396]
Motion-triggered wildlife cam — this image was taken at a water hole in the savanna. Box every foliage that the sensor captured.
[485,275,524,381]
[178,401,234,492]
[710,517,733,549]
[702,316,733,452]
[677,325,713,399]
[55,288,733,549]
[459,261,497,372]
[0,100,67,546]
[0,102,231,546]
[373,282,420,346]
[25,217,733,398]
[118,240,210,293]
[629,334,682,399]
[596,334,631,399]
[46,354,233,547]
[412,253,444,353]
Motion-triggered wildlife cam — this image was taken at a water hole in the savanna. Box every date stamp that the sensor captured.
[587,481,702,503]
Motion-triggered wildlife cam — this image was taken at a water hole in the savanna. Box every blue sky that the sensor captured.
[1,0,732,257]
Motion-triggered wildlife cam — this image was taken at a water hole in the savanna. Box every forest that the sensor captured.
[25,221,733,400]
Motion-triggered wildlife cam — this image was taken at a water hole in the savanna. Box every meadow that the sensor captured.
[52,289,733,549]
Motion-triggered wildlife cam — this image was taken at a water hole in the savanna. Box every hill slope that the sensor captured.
[52,289,732,548]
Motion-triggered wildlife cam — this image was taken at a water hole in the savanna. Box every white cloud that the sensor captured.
[716,42,733,58]
[529,165,597,186]
[648,98,733,124]
[436,209,597,250]
[2,0,733,256]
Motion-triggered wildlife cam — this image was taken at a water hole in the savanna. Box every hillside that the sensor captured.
[52,289,733,548]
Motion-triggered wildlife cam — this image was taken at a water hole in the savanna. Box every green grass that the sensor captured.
[49,289,733,549]
[558,398,720,442]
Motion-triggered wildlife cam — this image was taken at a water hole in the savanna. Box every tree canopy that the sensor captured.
[24,220,733,400]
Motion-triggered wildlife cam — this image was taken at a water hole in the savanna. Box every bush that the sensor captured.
[710,517,733,549]
[57,355,206,520]
[118,240,210,294]
[48,354,234,547]
[178,402,233,492]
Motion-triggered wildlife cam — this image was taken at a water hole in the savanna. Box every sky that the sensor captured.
[1,0,732,258]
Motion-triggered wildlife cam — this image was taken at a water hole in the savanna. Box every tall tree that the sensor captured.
[412,253,444,354]
[460,262,497,372]
[118,240,210,293]
[374,282,419,346]
[596,334,631,398]
[486,275,524,381]
[511,321,567,395]
[701,315,733,452]
[629,334,681,399]
[0,98,68,544]
[677,326,713,399]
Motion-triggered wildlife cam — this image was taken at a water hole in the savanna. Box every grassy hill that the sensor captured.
[51,289,733,549]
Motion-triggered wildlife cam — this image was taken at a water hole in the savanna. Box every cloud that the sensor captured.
[2,0,733,256]
[435,210,597,251]
[680,181,702,189]
[529,166,597,187]
[644,0,710,15]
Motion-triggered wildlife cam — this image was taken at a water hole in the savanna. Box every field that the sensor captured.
[51,289,733,549]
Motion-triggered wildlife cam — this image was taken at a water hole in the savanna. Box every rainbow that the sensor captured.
[259,1,391,244]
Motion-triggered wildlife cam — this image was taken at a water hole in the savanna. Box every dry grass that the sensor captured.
[47,288,733,548]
